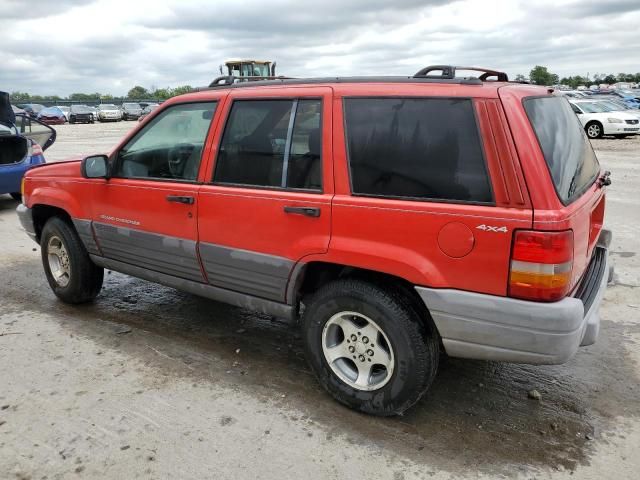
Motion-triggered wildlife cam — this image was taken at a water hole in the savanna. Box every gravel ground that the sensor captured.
[0,124,639,479]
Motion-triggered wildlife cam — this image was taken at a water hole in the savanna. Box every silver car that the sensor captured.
[97,104,122,122]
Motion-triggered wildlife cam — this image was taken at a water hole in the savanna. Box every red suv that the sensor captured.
[17,66,612,416]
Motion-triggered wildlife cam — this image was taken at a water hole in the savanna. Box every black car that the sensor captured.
[69,105,94,124]
[121,102,142,120]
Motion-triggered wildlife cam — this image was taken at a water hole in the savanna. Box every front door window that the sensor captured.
[114,102,217,181]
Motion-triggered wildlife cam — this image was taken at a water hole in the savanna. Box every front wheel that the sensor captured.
[586,122,603,139]
[302,279,439,416]
[41,217,104,303]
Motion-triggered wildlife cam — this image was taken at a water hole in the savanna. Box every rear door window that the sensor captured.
[524,96,600,204]
[344,98,492,203]
[214,99,322,191]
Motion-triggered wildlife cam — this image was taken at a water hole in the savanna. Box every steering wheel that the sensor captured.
[168,143,193,178]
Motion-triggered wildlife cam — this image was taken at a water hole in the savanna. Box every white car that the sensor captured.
[54,105,70,122]
[569,100,640,139]
[96,104,122,122]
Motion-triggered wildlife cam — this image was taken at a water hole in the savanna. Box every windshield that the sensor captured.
[71,105,90,113]
[577,102,609,113]
[524,96,600,205]
[600,101,626,111]
[41,107,62,115]
[123,103,141,109]
[98,104,118,110]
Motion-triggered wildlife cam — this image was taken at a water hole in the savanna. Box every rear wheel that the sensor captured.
[10,193,21,201]
[302,278,439,416]
[586,121,603,139]
[41,217,103,304]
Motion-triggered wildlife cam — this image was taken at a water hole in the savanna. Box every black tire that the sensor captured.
[585,121,603,139]
[10,192,21,201]
[302,278,439,416]
[40,216,103,304]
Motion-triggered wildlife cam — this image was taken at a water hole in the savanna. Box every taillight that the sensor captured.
[509,230,573,302]
[29,142,43,158]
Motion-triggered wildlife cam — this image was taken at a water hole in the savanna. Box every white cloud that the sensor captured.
[1,0,639,96]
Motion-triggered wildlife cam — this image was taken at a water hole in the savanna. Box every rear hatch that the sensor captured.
[522,95,606,294]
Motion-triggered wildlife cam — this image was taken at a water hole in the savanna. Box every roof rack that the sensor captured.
[413,65,509,82]
[199,66,513,91]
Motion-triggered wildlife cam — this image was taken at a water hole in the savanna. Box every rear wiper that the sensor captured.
[597,170,612,187]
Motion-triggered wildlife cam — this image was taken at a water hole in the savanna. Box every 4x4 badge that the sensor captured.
[476,224,508,233]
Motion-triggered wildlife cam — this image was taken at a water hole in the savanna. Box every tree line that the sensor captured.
[9,85,194,103]
[520,66,640,88]
[9,68,640,103]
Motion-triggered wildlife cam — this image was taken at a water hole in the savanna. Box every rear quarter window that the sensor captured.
[524,96,600,205]
[344,98,493,203]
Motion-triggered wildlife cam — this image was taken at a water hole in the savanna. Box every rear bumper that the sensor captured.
[16,203,37,242]
[416,229,612,365]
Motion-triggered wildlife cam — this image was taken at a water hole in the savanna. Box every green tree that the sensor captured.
[514,74,527,82]
[529,65,555,85]
[151,87,171,100]
[171,85,193,96]
[10,91,31,102]
[604,74,616,84]
[127,85,150,99]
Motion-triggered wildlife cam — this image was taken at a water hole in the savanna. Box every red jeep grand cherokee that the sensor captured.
[17,66,612,416]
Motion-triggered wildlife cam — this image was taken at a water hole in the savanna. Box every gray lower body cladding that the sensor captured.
[92,222,204,283]
[90,255,294,320]
[72,219,100,255]
[416,232,612,365]
[16,203,37,242]
[198,242,293,302]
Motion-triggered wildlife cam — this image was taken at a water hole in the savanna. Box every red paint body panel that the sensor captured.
[20,80,608,303]
[197,87,334,284]
[498,85,607,291]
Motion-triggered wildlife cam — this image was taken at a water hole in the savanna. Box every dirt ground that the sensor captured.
[1,123,639,479]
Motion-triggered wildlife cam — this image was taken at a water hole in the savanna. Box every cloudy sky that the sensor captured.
[2,0,639,96]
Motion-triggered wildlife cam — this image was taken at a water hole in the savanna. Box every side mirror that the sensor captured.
[81,154,109,179]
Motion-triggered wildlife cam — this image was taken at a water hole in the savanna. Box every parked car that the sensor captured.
[595,98,640,120]
[68,105,94,124]
[11,105,25,115]
[37,107,67,125]
[55,106,71,122]
[611,91,640,108]
[17,66,612,416]
[569,100,640,138]
[138,103,159,121]
[18,103,45,118]
[86,106,98,122]
[121,102,143,120]
[97,104,122,122]
[1,92,56,200]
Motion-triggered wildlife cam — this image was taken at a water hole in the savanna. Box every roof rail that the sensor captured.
[208,75,296,88]
[414,65,509,82]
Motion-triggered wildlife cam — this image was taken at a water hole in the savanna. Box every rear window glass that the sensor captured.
[344,98,492,203]
[524,97,600,204]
